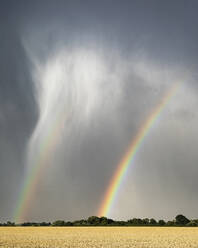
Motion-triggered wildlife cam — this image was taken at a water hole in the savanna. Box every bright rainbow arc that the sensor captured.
[14,107,67,223]
[98,82,180,217]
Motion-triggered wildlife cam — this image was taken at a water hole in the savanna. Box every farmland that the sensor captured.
[1,227,198,247]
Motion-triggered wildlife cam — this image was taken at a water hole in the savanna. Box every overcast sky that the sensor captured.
[1,0,198,222]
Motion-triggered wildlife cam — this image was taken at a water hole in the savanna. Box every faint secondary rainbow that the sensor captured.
[98,82,180,217]
[14,107,68,223]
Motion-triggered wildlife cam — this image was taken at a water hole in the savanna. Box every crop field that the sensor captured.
[1,227,198,248]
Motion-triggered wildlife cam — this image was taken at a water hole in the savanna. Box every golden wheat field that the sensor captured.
[1,227,198,248]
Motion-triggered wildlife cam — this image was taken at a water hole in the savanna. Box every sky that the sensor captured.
[0,0,198,222]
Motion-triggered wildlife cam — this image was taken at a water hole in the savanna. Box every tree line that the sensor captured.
[1,215,198,227]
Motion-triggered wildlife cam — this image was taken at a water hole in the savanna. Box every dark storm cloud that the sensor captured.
[0,2,38,221]
[0,0,198,222]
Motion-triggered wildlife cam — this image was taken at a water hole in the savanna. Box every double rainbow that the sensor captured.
[14,81,180,223]
[98,82,180,217]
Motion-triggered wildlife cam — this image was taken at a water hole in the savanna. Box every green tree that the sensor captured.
[166,220,175,226]
[158,219,166,226]
[65,221,73,226]
[73,219,87,226]
[142,218,149,225]
[150,218,157,225]
[52,220,67,226]
[39,222,51,226]
[99,217,114,225]
[87,216,100,225]
[128,218,143,225]
[99,217,108,225]
[175,215,190,226]
[6,221,15,226]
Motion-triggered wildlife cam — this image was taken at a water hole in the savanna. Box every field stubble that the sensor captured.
[0,227,198,248]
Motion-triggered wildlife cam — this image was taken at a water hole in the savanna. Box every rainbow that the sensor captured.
[14,107,67,223]
[98,82,180,217]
